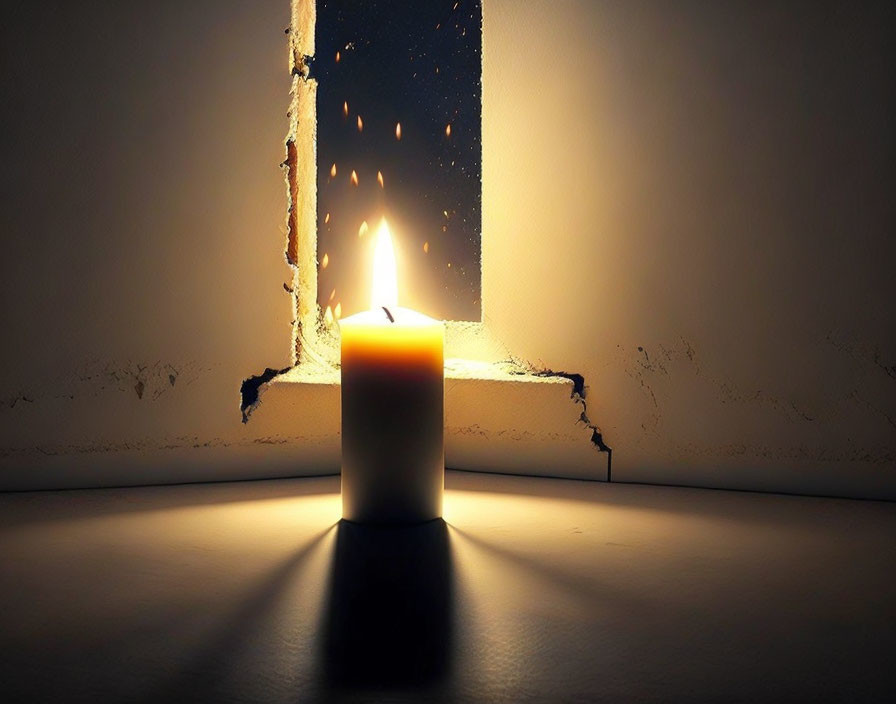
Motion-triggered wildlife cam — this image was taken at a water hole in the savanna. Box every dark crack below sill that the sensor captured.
[240,367,291,423]
[537,369,613,481]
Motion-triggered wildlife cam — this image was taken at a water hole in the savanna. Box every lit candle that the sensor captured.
[339,219,445,523]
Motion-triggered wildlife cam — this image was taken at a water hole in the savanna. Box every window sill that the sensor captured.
[245,358,609,481]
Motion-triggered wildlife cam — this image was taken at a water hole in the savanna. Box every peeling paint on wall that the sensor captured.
[0,360,205,409]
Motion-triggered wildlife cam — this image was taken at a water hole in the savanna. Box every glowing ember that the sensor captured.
[445,123,451,137]
[329,288,336,301]
[324,212,330,224]
[321,253,329,269]
[330,163,337,178]
[350,170,358,186]
[335,51,341,63]
[423,241,429,253]
[358,220,369,237]
[377,170,384,188]
[357,115,363,131]
[343,101,348,116]
[395,122,402,140]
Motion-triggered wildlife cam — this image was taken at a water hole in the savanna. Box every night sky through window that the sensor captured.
[315,1,482,322]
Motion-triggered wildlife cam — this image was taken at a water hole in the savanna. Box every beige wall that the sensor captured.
[1,1,893,497]
[0,1,296,486]
[483,1,895,497]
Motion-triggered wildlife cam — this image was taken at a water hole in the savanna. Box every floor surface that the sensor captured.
[1,472,894,702]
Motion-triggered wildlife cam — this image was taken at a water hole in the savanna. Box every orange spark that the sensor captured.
[395,122,402,140]
[321,253,329,269]
[350,170,358,186]
[358,220,368,237]
[324,306,334,325]
[377,171,384,188]
[445,123,451,137]
[423,241,429,253]
[330,163,337,178]
[329,288,336,301]
[335,51,341,63]
[324,212,330,224]
[357,115,363,131]
[343,101,348,116]
[334,302,342,319]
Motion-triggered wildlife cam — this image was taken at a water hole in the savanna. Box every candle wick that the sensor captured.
[382,306,395,323]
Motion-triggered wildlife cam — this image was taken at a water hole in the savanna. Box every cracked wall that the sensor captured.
[0,1,893,498]
[284,0,319,365]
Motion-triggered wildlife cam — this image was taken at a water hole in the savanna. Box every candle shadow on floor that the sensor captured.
[319,518,453,691]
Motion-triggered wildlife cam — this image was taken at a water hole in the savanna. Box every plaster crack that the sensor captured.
[536,368,613,480]
[240,366,291,423]
[7,394,34,409]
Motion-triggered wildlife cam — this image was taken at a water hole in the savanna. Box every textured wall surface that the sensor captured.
[481,1,895,497]
[1,1,893,497]
[0,1,297,486]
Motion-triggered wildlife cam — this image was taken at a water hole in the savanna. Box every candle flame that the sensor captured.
[321,253,329,269]
[335,51,341,63]
[377,170,384,188]
[330,163,337,178]
[357,115,363,131]
[324,305,334,326]
[350,169,358,186]
[334,302,342,319]
[358,220,368,237]
[395,122,402,140]
[371,219,398,310]
[445,123,451,137]
[343,101,348,116]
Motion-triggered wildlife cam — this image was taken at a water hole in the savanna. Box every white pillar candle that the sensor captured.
[339,220,445,524]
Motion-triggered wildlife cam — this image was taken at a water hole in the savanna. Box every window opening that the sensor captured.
[314,0,482,323]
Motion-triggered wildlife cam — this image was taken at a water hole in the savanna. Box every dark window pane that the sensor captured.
[315,0,482,321]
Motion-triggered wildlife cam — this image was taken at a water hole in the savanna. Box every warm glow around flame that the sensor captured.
[371,219,398,310]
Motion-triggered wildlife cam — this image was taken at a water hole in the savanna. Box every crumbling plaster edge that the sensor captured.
[240,357,612,481]
[262,1,611,480]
